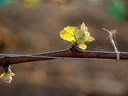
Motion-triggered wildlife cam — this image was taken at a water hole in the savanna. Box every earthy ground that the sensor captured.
[0,0,128,96]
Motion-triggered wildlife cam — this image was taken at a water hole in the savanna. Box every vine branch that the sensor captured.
[0,46,127,67]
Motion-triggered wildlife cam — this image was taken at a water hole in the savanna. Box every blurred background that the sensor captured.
[0,0,128,96]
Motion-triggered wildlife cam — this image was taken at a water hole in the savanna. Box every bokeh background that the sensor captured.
[0,0,128,96]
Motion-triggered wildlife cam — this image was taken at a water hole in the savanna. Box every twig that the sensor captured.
[102,28,120,60]
[0,46,128,67]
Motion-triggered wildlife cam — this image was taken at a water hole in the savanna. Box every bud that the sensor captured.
[3,76,12,83]
[0,72,15,83]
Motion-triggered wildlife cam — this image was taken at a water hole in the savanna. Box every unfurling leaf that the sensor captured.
[78,43,87,50]
[84,36,95,42]
[0,72,15,83]
[80,22,88,32]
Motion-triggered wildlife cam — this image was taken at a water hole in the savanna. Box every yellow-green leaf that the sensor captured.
[84,36,95,42]
[60,31,76,42]
[0,73,6,78]
[0,72,15,79]
[78,43,87,50]
[64,26,78,35]
[60,26,78,42]
[7,72,15,76]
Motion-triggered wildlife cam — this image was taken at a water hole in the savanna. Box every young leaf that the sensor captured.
[80,22,88,32]
[78,43,87,50]
[75,31,86,44]
[84,36,95,42]
[60,22,95,50]
[0,72,15,83]
[60,26,78,42]
[0,73,6,78]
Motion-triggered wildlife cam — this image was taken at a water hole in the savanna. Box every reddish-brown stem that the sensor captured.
[0,46,128,66]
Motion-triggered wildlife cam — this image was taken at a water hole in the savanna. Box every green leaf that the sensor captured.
[75,31,85,39]
[78,43,87,50]
[75,31,86,44]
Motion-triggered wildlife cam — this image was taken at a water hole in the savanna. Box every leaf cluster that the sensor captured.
[60,23,95,49]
